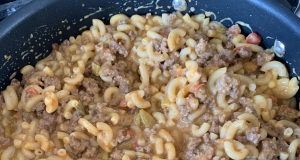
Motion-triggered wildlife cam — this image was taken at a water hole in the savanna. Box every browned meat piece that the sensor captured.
[95,102,107,113]
[220,49,236,62]
[69,136,90,155]
[161,59,174,71]
[236,46,252,58]
[117,114,134,127]
[23,70,61,90]
[102,64,119,77]
[110,39,128,57]
[82,147,98,158]
[202,133,210,143]
[82,78,100,95]
[239,97,253,108]
[194,33,209,41]
[169,64,184,77]
[113,75,131,93]
[21,112,35,122]
[196,143,215,159]
[0,135,11,149]
[178,104,192,126]
[226,24,241,39]
[178,137,202,160]
[256,51,274,66]
[167,12,177,24]
[187,137,201,150]
[216,73,240,102]
[115,60,128,71]
[211,54,228,67]
[195,38,208,54]
[32,102,45,118]
[128,30,138,41]
[153,38,168,53]
[95,43,116,62]
[101,62,131,93]
[159,27,173,38]
[209,120,220,134]
[22,70,46,86]
[225,41,234,49]
[218,113,229,124]
[116,128,131,144]
[260,122,279,137]
[276,105,300,120]
[40,111,57,133]
[277,137,289,152]
[70,112,81,126]
[42,76,61,90]
[245,127,260,146]
[80,92,93,106]
[135,144,152,153]
[110,149,124,160]
[258,139,279,160]
[196,51,214,67]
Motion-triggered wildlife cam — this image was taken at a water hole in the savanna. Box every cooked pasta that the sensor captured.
[0,11,299,160]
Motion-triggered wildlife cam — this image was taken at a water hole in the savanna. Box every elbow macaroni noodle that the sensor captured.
[0,11,299,159]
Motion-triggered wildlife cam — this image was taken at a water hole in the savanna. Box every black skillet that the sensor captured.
[0,0,300,101]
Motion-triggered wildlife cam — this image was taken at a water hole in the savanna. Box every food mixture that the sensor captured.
[0,12,299,160]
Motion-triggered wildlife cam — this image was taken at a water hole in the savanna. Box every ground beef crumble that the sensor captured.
[216,73,241,103]
[258,139,279,160]
[226,24,241,39]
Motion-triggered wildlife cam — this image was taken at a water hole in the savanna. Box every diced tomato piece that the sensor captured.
[119,99,128,108]
[284,105,290,112]
[133,141,139,148]
[26,87,39,95]
[189,84,204,93]
[246,32,261,45]
[13,112,20,119]
[126,129,135,135]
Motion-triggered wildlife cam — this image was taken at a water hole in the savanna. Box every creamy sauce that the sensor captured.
[219,18,233,25]
[155,0,163,9]
[138,5,153,9]
[123,1,130,6]
[22,52,29,60]
[9,72,16,80]
[79,26,88,31]
[292,68,300,80]
[35,54,43,59]
[125,7,132,11]
[199,10,217,20]
[62,19,68,23]
[266,36,275,39]
[236,21,253,32]
[84,7,104,19]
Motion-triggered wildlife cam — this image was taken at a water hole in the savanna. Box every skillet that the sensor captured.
[0,0,300,101]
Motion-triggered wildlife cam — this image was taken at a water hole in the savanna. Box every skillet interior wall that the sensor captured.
[0,0,300,101]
